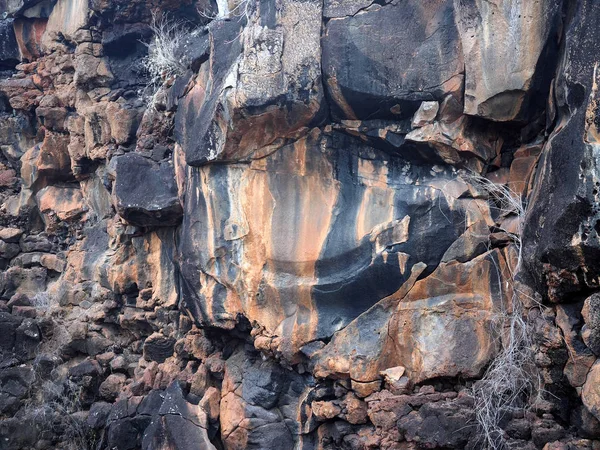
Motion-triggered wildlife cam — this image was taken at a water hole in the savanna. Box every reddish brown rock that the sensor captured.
[36,185,86,222]
[99,373,127,401]
[312,401,342,421]
[582,361,600,422]
[13,18,47,61]
[313,248,508,384]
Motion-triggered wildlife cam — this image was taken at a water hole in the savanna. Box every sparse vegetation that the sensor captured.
[141,14,190,108]
[32,381,97,450]
[460,172,541,450]
[21,356,98,450]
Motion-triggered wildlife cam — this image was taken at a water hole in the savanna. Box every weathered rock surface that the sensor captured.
[0,0,599,449]
[523,0,600,299]
[175,0,324,165]
[322,0,463,121]
[178,128,496,360]
[455,0,562,121]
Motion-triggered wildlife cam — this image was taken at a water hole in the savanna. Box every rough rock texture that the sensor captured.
[0,0,600,449]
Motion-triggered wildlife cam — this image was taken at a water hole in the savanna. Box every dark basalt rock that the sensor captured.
[107,416,152,450]
[0,312,22,352]
[0,20,20,69]
[322,0,463,121]
[219,347,311,450]
[142,382,216,450]
[143,332,176,363]
[14,318,40,359]
[397,400,475,449]
[143,415,215,450]
[112,153,183,227]
[87,401,113,430]
[0,0,55,18]
[174,0,325,166]
[522,0,600,300]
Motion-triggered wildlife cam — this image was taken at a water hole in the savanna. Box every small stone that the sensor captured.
[190,364,210,397]
[412,101,439,128]
[110,355,128,373]
[419,385,435,395]
[0,228,23,243]
[7,293,31,309]
[96,351,115,367]
[312,400,342,420]
[351,379,381,398]
[99,373,127,402]
[12,306,37,318]
[87,401,112,429]
[0,241,20,259]
[341,393,368,425]
[380,366,405,382]
[36,186,86,222]
[143,332,175,363]
[19,235,52,253]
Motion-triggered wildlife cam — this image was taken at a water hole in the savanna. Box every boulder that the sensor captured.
[398,401,474,448]
[141,382,216,450]
[0,312,22,352]
[313,249,509,383]
[219,348,307,450]
[36,185,86,221]
[0,241,20,259]
[0,228,23,243]
[99,373,127,402]
[411,101,439,128]
[143,332,175,363]
[87,401,112,429]
[73,53,114,88]
[111,153,182,227]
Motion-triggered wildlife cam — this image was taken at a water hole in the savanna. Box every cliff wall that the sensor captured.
[0,1,599,449]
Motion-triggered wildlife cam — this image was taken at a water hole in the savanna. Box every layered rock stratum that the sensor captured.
[0,0,599,449]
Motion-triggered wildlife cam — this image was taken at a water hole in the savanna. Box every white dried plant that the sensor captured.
[142,14,189,108]
[198,0,253,20]
[460,172,542,450]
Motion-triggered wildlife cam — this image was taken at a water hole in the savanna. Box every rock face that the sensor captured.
[322,0,463,121]
[178,128,494,360]
[2,0,600,449]
[455,0,562,121]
